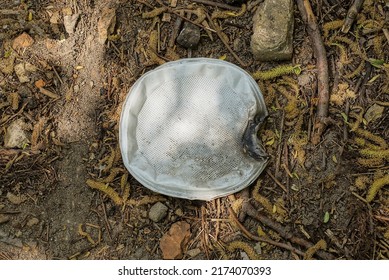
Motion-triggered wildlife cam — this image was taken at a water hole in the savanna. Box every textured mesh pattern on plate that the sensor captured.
[136,75,247,184]
[120,58,269,200]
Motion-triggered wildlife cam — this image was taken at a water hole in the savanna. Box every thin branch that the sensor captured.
[191,0,241,11]
[154,0,216,32]
[244,201,336,259]
[205,13,248,67]
[266,169,288,193]
[228,206,306,257]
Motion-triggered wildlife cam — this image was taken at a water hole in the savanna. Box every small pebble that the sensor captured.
[148,202,168,222]
[177,22,201,49]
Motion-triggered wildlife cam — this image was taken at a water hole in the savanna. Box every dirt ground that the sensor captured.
[0,0,388,260]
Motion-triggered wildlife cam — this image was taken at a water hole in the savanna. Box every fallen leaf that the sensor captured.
[35,79,46,88]
[323,211,330,223]
[364,104,384,124]
[7,192,27,205]
[14,63,30,83]
[160,221,191,260]
[64,14,79,34]
[97,8,116,44]
[62,7,73,16]
[26,217,39,227]
[0,53,16,75]
[12,32,34,50]
[49,11,60,24]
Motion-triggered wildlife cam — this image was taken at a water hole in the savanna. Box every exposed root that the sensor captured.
[296,0,330,145]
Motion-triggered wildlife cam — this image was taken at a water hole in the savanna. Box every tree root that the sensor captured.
[296,0,330,145]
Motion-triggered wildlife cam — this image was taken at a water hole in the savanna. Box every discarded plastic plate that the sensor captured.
[119,58,268,200]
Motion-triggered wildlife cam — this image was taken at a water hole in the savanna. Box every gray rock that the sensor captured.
[177,22,201,49]
[251,0,294,61]
[4,118,30,148]
[148,202,168,222]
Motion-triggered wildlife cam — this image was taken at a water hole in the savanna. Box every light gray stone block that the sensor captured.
[251,0,294,61]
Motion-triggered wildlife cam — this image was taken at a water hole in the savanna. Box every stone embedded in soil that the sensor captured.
[251,0,294,61]
[177,22,201,49]
[4,118,30,148]
[160,221,191,260]
[12,32,34,50]
[148,202,168,222]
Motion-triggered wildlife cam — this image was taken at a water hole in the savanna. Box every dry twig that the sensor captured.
[341,0,364,33]
[244,201,335,259]
[205,13,248,67]
[228,206,306,257]
[191,0,241,11]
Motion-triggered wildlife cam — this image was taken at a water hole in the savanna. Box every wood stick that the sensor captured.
[191,0,241,11]
[341,0,364,33]
[228,206,306,257]
[296,0,330,145]
[266,170,287,193]
[244,201,336,259]
[205,13,248,67]
[154,0,216,32]
[39,87,60,99]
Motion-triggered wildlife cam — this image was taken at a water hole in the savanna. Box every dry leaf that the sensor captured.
[12,32,34,50]
[7,192,27,205]
[364,104,384,124]
[160,221,191,260]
